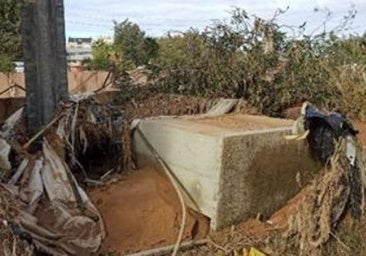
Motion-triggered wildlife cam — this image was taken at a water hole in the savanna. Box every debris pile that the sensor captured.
[284,148,363,255]
[2,140,105,255]
[0,95,126,255]
[0,185,34,256]
[0,95,365,256]
[280,104,364,255]
[118,93,258,120]
[51,96,127,177]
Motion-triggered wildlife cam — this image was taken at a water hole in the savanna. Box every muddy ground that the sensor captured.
[90,167,209,255]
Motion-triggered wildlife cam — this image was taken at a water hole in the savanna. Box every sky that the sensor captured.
[64,0,366,39]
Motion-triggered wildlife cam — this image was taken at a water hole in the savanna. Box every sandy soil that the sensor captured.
[354,121,366,146]
[90,167,209,255]
[192,114,292,131]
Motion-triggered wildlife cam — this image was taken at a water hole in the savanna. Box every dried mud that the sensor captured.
[89,167,209,255]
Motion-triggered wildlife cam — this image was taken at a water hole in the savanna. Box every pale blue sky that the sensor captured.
[64,0,366,39]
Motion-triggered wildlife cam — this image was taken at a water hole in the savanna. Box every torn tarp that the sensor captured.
[3,139,105,255]
[0,138,11,171]
[0,108,23,141]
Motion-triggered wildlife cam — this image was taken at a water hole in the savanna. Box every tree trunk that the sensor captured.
[22,0,68,134]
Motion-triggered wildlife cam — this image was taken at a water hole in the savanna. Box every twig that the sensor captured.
[0,84,26,97]
[126,239,208,256]
[22,115,63,149]
[131,99,138,109]
[136,128,187,256]
[207,236,228,253]
[62,134,89,179]
[70,102,79,164]
[94,70,112,93]
[84,178,104,186]
[101,168,115,181]
[330,231,351,252]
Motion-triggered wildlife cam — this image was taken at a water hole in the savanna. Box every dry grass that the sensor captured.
[329,64,366,121]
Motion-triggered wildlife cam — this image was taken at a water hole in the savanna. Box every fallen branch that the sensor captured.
[0,84,26,97]
[126,239,208,256]
[330,231,351,253]
[207,236,229,253]
[94,69,112,93]
[22,114,64,150]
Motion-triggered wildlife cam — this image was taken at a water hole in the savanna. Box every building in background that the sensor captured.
[66,37,113,71]
[66,37,93,67]
[13,61,24,73]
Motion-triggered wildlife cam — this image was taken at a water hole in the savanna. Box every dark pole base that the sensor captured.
[22,0,68,134]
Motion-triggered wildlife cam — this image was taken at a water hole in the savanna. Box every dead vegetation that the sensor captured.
[0,186,33,256]
[283,150,363,255]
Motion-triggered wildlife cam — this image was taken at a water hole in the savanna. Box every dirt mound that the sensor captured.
[90,167,209,255]
[107,92,258,121]
[354,121,366,146]
[193,114,292,131]
[121,94,218,119]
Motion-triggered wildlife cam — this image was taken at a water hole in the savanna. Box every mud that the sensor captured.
[89,167,209,255]
[121,93,217,119]
[354,121,366,146]
[193,114,292,131]
[114,92,257,122]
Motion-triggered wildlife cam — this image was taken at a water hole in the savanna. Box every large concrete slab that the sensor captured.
[134,114,321,230]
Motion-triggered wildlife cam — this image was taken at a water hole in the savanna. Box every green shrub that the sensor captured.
[153,7,366,118]
[0,55,14,73]
[114,19,159,70]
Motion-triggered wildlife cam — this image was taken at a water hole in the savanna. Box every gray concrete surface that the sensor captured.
[133,114,321,230]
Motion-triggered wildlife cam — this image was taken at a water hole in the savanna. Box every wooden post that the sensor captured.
[22,0,68,134]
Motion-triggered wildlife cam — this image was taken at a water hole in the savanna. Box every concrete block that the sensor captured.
[134,114,321,230]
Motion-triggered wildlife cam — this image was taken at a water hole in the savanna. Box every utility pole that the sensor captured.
[22,0,68,134]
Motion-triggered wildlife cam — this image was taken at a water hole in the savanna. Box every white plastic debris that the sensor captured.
[0,138,11,171]
[0,108,23,140]
[5,140,105,255]
[69,92,96,102]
